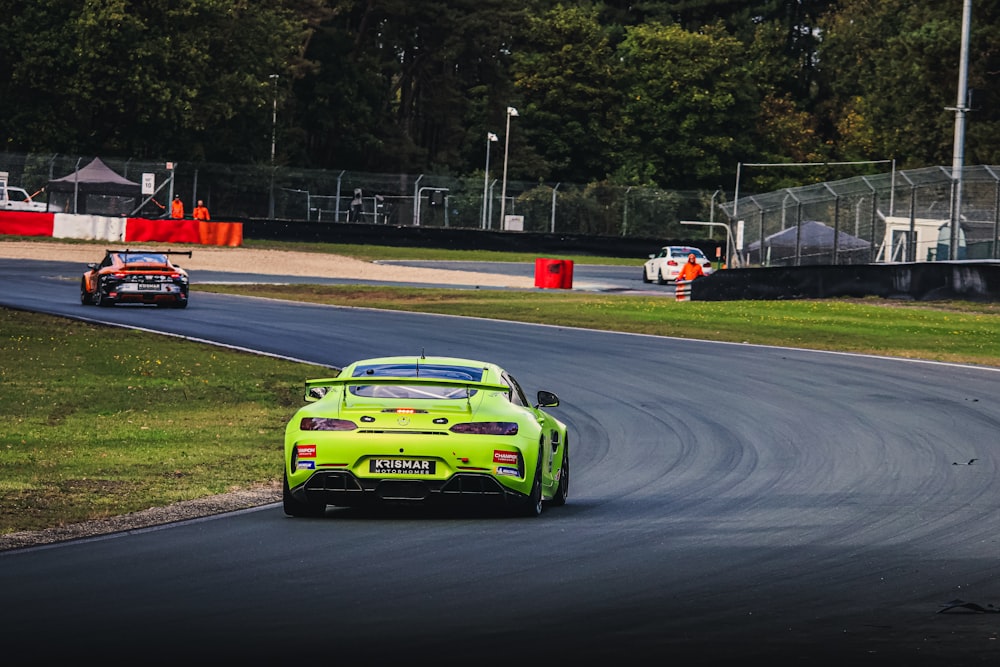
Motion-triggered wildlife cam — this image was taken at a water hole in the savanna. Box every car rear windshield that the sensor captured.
[348,363,487,399]
[351,363,485,381]
[670,248,706,258]
[120,253,170,265]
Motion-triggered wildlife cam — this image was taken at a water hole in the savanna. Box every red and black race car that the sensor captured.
[80,249,192,308]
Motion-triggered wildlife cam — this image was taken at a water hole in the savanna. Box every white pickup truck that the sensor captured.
[0,183,48,212]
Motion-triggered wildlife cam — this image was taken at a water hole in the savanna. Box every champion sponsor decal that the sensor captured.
[370,458,436,475]
[495,465,520,477]
[297,444,317,458]
[493,449,518,464]
[296,460,316,470]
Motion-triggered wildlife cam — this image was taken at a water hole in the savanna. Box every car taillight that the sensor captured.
[666,260,678,266]
[300,417,357,431]
[449,422,518,435]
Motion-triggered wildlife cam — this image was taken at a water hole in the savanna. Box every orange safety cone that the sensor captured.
[675,279,692,302]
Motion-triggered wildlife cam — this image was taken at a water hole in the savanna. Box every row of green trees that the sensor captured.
[1,1,996,195]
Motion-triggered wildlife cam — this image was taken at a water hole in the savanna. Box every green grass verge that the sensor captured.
[240,238,644,265]
[196,284,1000,367]
[0,309,330,534]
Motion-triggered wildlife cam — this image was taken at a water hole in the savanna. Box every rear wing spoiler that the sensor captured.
[303,376,509,402]
[105,249,193,258]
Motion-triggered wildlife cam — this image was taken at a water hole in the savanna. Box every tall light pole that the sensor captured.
[499,106,518,230]
[709,187,722,239]
[269,74,279,165]
[268,74,279,219]
[482,132,498,229]
[948,0,973,259]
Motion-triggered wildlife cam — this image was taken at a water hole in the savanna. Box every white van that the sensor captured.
[0,183,48,212]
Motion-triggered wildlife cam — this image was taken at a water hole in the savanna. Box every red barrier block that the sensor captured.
[534,258,574,289]
[125,218,200,243]
[559,259,574,288]
[198,221,244,247]
[0,211,55,237]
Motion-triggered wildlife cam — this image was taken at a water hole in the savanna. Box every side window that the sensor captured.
[502,372,529,407]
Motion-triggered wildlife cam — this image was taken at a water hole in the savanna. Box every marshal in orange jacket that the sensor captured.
[676,254,705,281]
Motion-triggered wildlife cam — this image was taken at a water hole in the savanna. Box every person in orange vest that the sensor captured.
[170,195,184,219]
[676,253,705,282]
[193,199,210,221]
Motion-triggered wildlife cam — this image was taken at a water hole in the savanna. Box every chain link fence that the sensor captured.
[1,152,724,241]
[722,165,1000,266]
[4,152,998,265]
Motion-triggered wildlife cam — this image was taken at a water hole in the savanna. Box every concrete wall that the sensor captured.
[243,219,1000,302]
[693,262,1000,302]
[242,218,725,260]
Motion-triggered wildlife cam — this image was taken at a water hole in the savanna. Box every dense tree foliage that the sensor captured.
[511,4,619,183]
[0,0,318,162]
[614,22,756,186]
[817,0,1000,169]
[0,0,996,192]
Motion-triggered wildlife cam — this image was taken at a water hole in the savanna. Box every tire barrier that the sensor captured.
[675,279,692,301]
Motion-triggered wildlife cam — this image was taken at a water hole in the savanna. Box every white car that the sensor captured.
[642,245,715,284]
[0,185,48,212]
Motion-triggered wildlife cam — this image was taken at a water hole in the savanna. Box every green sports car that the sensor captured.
[283,355,569,517]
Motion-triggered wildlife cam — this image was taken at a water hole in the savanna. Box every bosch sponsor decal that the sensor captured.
[297,444,317,458]
[296,460,316,470]
[495,465,520,477]
[493,450,518,465]
[369,458,436,475]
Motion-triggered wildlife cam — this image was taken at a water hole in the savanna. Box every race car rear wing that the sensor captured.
[303,376,510,402]
[104,249,193,258]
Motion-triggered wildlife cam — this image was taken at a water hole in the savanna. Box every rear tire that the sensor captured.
[282,472,327,518]
[548,442,569,507]
[80,280,94,305]
[656,270,667,285]
[94,278,112,307]
[518,446,544,517]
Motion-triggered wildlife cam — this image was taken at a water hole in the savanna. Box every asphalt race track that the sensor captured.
[2,257,1000,665]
